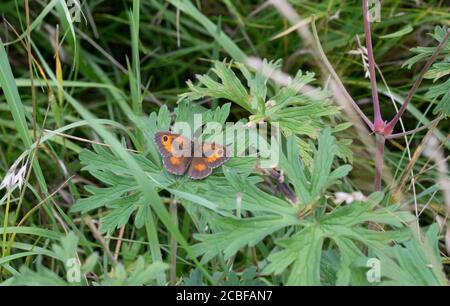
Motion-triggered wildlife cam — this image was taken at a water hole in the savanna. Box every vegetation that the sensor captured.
[0,0,449,285]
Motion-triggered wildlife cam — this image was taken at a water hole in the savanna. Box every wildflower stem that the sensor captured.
[385,117,442,139]
[2,191,11,258]
[362,0,383,129]
[362,0,385,191]
[374,135,385,191]
[0,191,11,280]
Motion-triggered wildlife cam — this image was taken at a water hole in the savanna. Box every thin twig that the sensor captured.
[375,62,416,206]
[42,129,139,152]
[84,216,118,265]
[393,118,441,199]
[386,117,442,139]
[15,176,74,228]
[114,226,126,261]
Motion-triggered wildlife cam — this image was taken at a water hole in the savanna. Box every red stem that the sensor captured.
[362,0,385,191]
[374,135,385,191]
[362,0,383,131]
[386,117,441,139]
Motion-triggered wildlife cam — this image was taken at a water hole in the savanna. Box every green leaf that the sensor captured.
[380,25,413,39]
[193,215,299,262]
[100,195,141,233]
[102,257,168,285]
[52,232,79,263]
[310,128,337,196]
[424,61,450,81]
[180,61,251,111]
[376,224,447,285]
[262,192,415,285]
[12,266,69,286]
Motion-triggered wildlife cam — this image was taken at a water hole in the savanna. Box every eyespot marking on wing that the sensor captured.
[161,135,174,152]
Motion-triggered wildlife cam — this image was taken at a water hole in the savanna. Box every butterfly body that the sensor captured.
[154,131,230,179]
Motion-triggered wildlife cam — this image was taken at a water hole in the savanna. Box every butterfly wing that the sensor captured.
[155,131,192,175]
[162,155,191,175]
[188,157,213,180]
[154,131,191,157]
[187,142,230,180]
[201,142,231,169]
[155,132,230,179]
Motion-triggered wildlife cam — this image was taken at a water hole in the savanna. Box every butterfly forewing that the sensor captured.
[155,131,193,175]
[201,142,231,169]
[154,131,192,157]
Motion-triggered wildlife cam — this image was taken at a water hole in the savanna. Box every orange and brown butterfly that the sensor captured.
[154,131,230,179]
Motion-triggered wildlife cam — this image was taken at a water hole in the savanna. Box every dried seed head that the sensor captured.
[0,155,29,192]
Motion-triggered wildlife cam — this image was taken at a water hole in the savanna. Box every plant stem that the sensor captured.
[386,117,442,139]
[114,225,125,261]
[0,191,11,280]
[362,0,386,191]
[170,199,178,285]
[362,0,383,130]
[374,135,385,191]
[2,191,11,257]
[84,216,118,265]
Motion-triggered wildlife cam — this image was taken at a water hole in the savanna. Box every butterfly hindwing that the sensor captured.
[188,157,213,180]
[162,155,191,176]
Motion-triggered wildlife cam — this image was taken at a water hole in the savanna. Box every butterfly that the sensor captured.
[154,131,230,180]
